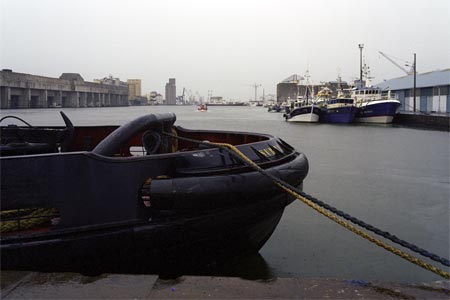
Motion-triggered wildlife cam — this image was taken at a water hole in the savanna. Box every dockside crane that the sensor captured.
[181,87,185,104]
[378,51,417,112]
[248,83,262,102]
[378,51,414,75]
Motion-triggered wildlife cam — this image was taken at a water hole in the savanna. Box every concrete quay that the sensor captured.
[394,112,450,131]
[1,271,449,299]
[0,70,128,109]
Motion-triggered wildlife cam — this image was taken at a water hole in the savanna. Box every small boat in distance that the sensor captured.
[268,103,282,113]
[198,104,208,112]
[352,87,401,123]
[0,112,309,275]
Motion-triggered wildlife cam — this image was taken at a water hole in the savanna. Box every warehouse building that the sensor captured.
[375,69,450,114]
[276,74,350,104]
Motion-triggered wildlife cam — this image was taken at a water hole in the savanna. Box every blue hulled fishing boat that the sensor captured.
[352,87,401,123]
[321,97,357,123]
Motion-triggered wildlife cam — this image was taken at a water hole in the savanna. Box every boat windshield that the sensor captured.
[329,98,354,104]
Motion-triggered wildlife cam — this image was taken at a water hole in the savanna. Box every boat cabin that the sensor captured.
[352,87,397,103]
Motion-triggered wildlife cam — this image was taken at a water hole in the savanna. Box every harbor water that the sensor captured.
[1,106,449,283]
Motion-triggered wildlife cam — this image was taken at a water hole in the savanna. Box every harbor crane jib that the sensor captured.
[378,51,414,75]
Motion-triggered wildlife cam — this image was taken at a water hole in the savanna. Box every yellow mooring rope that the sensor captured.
[213,142,450,280]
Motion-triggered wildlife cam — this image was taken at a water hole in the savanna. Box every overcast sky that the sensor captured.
[1,0,449,100]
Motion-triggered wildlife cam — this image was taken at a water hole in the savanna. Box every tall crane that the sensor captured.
[181,87,185,104]
[379,51,417,112]
[249,83,261,102]
[378,51,414,75]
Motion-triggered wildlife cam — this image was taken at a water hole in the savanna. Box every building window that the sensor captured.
[433,86,449,96]
[420,87,432,97]
[433,86,440,96]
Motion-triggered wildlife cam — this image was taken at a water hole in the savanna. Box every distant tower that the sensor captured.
[165,78,176,105]
[127,79,142,101]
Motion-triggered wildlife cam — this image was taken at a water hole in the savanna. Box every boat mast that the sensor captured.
[413,53,416,112]
[358,44,364,88]
[304,69,310,103]
[337,74,342,97]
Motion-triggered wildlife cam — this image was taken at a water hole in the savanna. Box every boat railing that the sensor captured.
[354,90,398,102]
[380,90,398,100]
[1,207,60,234]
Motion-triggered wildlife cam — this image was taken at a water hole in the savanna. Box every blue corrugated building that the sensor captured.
[375,69,450,114]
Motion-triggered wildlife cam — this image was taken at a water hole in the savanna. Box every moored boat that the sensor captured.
[0,112,309,274]
[315,87,357,124]
[284,101,321,123]
[352,87,401,123]
[321,97,357,123]
[267,103,282,113]
[284,85,321,123]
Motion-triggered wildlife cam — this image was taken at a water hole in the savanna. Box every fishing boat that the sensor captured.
[352,87,401,123]
[320,87,357,123]
[267,103,282,113]
[0,112,309,274]
[321,97,357,123]
[284,101,322,123]
[284,86,321,123]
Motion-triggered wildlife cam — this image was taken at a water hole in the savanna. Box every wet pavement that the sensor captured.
[1,271,449,299]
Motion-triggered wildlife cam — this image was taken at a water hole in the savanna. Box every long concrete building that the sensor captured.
[0,70,128,109]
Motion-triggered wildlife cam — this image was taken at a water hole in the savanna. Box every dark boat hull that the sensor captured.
[0,112,308,274]
[1,151,307,274]
[355,100,401,123]
[321,106,357,123]
[1,192,292,275]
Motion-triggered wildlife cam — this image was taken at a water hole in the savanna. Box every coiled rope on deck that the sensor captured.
[162,132,450,279]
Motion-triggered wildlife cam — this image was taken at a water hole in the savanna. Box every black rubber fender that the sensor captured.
[93,113,176,156]
[143,152,308,211]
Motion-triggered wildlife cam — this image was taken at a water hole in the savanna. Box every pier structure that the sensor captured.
[0,70,129,109]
